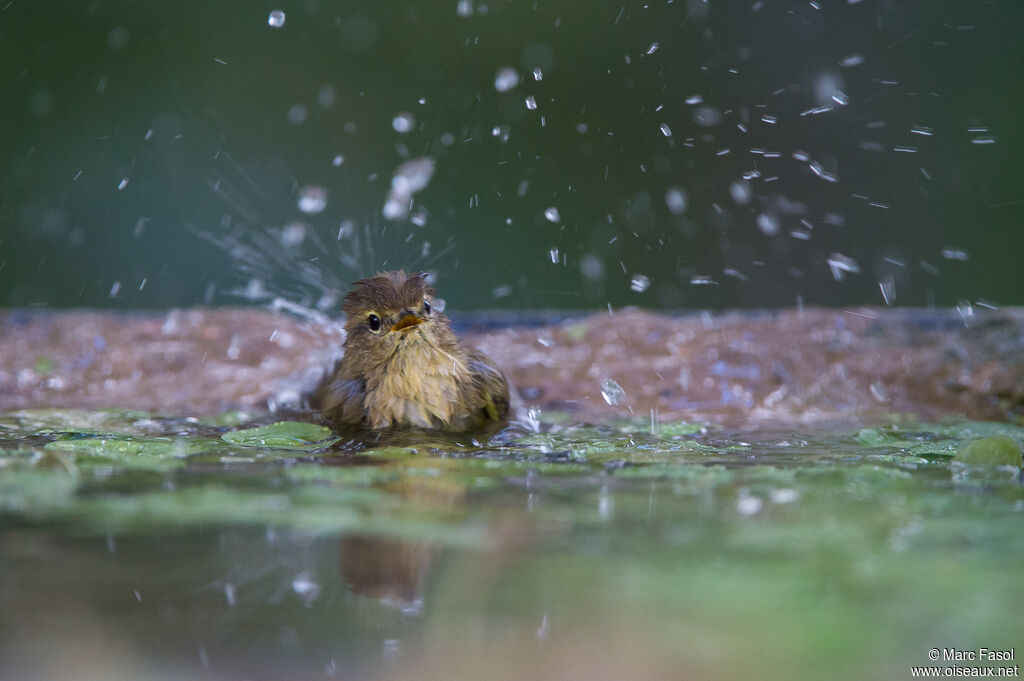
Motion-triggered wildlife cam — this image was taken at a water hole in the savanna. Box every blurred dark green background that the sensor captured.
[3,0,1022,311]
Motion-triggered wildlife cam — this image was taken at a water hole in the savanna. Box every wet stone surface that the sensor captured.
[1,306,1023,426]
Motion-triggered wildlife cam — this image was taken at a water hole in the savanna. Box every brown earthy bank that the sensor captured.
[1,307,1022,427]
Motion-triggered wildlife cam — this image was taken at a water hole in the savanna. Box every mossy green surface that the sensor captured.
[2,409,1024,681]
[955,436,1023,466]
[220,421,340,451]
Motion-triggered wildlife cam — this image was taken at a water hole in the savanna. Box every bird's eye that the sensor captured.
[367,314,381,331]
[423,299,431,314]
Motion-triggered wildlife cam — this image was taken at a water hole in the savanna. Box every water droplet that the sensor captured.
[629,274,650,293]
[391,157,435,195]
[494,67,520,92]
[879,276,895,305]
[737,495,763,516]
[723,268,748,282]
[757,213,780,236]
[332,154,345,167]
[598,485,613,519]
[383,157,432,217]
[685,94,703,105]
[813,71,845,107]
[729,180,752,205]
[534,613,550,639]
[526,406,542,431]
[600,378,626,405]
[268,9,286,28]
[692,106,721,127]
[658,122,672,137]
[392,112,415,133]
[827,253,860,281]
[646,42,660,55]
[117,177,129,190]
[544,206,561,223]
[839,54,863,67]
[770,489,798,504]
[382,197,407,220]
[281,222,306,248]
[941,247,968,261]
[548,247,559,264]
[525,95,538,111]
[956,300,975,326]
[664,187,687,215]
[456,0,474,17]
[297,185,327,214]
[808,160,838,182]
[532,67,543,81]
[910,124,934,136]
[292,572,321,603]
[287,104,308,125]
[579,254,605,281]
[492,285,512,299]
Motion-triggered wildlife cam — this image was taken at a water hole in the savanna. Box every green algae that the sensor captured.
[955,436,1023,466]
[220,421,340,451]
[2,408,1024,681]
[855,421,1024,459]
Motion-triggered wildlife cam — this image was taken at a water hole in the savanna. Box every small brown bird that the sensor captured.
[312,271,509,431]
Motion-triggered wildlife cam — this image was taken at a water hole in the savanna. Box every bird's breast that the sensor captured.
[364,343,472,429]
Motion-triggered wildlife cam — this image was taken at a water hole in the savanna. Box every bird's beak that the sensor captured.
[391,314,424,332]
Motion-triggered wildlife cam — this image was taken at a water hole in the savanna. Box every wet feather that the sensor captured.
[312,271,510,431]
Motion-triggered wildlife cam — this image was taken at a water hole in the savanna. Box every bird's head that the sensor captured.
[340,271,453,369]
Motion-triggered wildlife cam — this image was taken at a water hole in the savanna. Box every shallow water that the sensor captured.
[1,409,1022,681]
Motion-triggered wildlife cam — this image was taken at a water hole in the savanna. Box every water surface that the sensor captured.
[1,409,1021,681]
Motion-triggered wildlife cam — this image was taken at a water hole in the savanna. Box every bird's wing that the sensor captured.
[466,348,510,422]
[313,370,367,426]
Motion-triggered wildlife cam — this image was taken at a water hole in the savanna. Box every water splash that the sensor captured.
[494,67,520,92]
[297,185,327,215]
[392,112,415,133]
[526,406,542,432]
[827,253,860,282]
[383,157,435,220]
[664,187,687,215]
[267,10,286,28]
[280,222,306,248]
[600,378,626,405]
